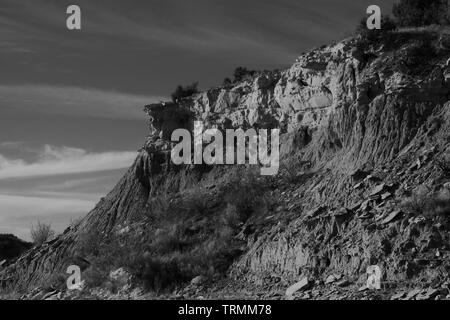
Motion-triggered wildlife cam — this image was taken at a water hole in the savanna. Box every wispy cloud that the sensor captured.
[0,141,24,148]
[0,0,298,59]
[0,141,132,239]
[0,85,164,119]
[0,144,136,180]
[0,144,134,239]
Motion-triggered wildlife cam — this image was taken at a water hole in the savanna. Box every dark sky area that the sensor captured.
[0,0,395,239]
[1,0,395,94]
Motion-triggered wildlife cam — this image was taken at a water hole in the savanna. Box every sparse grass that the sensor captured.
[278,155,314,186]
[0,277,23,300]
[171,82,199,103]
[353,20,447,74]
[148,192,177,221]
[182,187,211,216]
[279,156,302,184]
[392,0,448,28]
[0,290,21,300]
[402,39,438,73]
[77,227,146,288]
[400,191,450,219]
[222,203,242,228]
[355,15,398,49]
[30,222,55,247]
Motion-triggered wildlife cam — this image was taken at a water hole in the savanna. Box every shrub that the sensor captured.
[355,15,398,49]
[279,156,305,184]
[76,227,151,290]
[123,218,242,293]
[150,225,189,255]
[404,39,438,70]
[233,67,257,83]
[44,272,68,291]
[393,0,448,27]
[436,156,450,178]
[401,191,450,218]
[429,194,450,218]
[219,169,270,223]
[142,170,268,290]
[171,82,199,103]
[182,187,211,216]
[223,77,233,87]
[73,167,273,294]
[30,222,55,246]
[148,192,177,221]
[132,256,186,293]
[277,155,316,186]
[0,283,20,300]
[222,203,242,228]
[82,266,108,289]
[401,192,429,214]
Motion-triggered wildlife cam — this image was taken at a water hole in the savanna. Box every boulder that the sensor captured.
[382,210,402,224]
[370,184,386,197]
[286,277,311,296]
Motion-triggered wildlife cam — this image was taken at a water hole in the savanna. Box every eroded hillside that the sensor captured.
[1,28,450,300]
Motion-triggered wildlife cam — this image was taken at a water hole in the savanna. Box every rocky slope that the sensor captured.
[1,28,450,300]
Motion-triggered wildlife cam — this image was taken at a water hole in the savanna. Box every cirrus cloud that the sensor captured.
[0,144,136,180]
[0,84,165,119]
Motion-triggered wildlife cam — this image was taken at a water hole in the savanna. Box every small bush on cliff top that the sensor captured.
[401,191,450,219]
[233,67,257,82]
[171,82,199,103]
[223,67,257,86]
[393,0,449,27]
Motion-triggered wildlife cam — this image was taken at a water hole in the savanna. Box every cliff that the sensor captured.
[1,28,450,300]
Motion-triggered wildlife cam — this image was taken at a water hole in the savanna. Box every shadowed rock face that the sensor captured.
[2,31,450,295]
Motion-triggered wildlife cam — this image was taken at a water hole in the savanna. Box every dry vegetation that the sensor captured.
[30,222,55,247]
[400,190,450,219]
[75,167,275,293]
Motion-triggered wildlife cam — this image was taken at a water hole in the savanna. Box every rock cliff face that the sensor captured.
[2,29,450,299]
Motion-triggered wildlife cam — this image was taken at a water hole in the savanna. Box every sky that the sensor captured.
[0,0,395,240]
